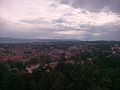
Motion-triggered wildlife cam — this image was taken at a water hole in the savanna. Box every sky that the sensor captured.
[0,0,120,40]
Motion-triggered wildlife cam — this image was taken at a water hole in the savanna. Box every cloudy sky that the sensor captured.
[0,0,120,40]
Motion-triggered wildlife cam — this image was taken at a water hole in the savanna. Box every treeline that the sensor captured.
[1,58,120,90]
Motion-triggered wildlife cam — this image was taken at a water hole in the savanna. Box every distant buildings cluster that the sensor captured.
[0,42,120,73]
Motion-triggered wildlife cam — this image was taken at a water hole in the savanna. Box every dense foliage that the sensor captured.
[0,59,120,90]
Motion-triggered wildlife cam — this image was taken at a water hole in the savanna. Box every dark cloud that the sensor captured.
[60,0,120,13]
[0,18,68,39]
[0,17,120,40]
[53,18,66,23]
[19,18,50,24]
[83,23,120,40]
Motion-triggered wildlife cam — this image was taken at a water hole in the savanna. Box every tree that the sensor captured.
[1,70,25,90]
[0,62,9,89]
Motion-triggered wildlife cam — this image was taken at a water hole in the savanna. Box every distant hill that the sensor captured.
[0,37,79,43]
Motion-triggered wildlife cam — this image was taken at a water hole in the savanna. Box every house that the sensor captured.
[48,62,58,70]
[26,63,40,73]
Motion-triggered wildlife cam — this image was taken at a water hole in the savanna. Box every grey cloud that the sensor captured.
[53,18,66,23]
[0,18,67,39]
[83,24,120,40]
[19,18,50,24]
[0,17,120,40]
[20,18,66,25]
[60,0,120,13]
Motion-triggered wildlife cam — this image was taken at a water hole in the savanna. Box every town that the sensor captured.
[0,41,120,73]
